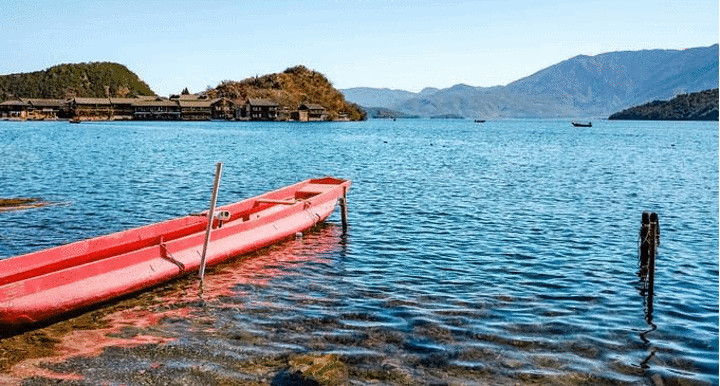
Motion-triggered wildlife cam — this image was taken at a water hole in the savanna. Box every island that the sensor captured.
[608,88,718,121]
[0,63,366,121]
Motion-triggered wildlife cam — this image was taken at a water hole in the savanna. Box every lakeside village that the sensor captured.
[0,94,340,122]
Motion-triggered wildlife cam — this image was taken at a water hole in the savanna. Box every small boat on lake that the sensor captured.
[474,119,486,123]
[572,121,592,127]
[0,177,350,331]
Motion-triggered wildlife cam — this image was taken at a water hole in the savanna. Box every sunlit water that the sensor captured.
[0,119,717,385]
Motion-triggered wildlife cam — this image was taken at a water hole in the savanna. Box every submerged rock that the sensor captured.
[0,198,51,211]
[285,354,348,386]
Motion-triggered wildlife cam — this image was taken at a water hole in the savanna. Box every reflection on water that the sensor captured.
[0,224,682,385]
[0,225,342,385]
[0,120,717,385]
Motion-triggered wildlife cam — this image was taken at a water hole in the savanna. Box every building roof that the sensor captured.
[74,98,112,105]
[299,103,326,111]
[178,100,212,108]
[0,99,29,106]
[248,98,278,107]
[211,97,237,106]
[133,99,177,107]
[109,98,138,105]
[23,98,69,107]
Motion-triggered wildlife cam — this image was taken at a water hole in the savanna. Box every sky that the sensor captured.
[1,0,718,97]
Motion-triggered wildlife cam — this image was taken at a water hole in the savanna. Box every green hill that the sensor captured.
[0,62,156,100]
[206,65,366,121]
[608,88,718,121]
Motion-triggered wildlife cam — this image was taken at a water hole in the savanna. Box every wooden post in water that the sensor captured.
[640,211,659,267]
[639,211,659,322]
[199,162,223,283]
[340,186,348,233]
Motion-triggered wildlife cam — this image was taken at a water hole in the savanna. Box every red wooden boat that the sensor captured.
[0,177,350,331]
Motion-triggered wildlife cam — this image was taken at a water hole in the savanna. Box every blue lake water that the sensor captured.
[0,119,718,385]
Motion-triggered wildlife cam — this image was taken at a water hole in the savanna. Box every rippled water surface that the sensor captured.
[0,119,717,385]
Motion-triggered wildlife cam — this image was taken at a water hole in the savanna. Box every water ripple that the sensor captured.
[0,120,717,385]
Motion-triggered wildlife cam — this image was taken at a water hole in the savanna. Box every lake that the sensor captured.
[0,119,717,385]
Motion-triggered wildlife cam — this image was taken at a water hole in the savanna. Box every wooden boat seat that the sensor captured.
[255,198,298,205]
[295,184,336,199]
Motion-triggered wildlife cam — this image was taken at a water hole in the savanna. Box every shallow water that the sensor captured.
[0,119,718,385]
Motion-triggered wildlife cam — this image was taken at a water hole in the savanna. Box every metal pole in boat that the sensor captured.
[199,162,223,282]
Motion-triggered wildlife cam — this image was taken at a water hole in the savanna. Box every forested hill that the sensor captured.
[0,62,156,100]
[608,88,718,121]
[206,65,366,121]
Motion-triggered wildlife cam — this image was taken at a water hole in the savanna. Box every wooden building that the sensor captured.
[0,99,29,118]
[132,97,180,120]
[178,99,212,120]
[211,97,237,120]
[294,103,327,121]
[1,94,337,122]
[246,98,279,121]
[108,98,137,120]
[72,98,113,119]
[27,99,70,119]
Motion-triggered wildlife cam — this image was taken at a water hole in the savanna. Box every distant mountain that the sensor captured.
[504,45,719,114]
[362,107,420,119]
[342,44,719,118]
[341,87,441,110]
[0,62,156,100]
[394,84,559,119]
[608,88,718,121]
[341,88,420,109]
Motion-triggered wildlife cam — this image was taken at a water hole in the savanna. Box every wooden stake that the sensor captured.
[340,186,348,233]
[639,211,659,323]
[199,162,223,282]
[640,211,659,267]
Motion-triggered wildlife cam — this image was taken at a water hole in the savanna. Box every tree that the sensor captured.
[117,86,130,97]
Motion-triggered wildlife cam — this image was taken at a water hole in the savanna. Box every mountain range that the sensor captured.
[341,44,719,119]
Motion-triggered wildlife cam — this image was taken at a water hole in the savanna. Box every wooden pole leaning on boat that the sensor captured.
[339,186,348,233]
[199,162,223,283]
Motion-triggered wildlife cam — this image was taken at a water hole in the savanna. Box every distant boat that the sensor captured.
[572,121,592,127]
[474,119,486,123]
[69,118,81,124]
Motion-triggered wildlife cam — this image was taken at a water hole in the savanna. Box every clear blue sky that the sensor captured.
[1,0,717,96]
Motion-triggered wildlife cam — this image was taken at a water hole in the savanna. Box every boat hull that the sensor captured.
[0,177,350,331]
